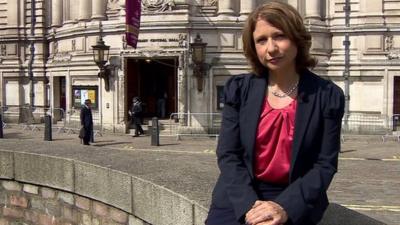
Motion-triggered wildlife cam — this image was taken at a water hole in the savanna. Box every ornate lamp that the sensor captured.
[190,34,208,92]
[92,37,111,91]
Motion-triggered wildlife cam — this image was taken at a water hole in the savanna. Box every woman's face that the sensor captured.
[253,19,298,73]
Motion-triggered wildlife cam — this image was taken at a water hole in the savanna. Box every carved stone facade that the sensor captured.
[141,0,175,12]
[0,0,399,133]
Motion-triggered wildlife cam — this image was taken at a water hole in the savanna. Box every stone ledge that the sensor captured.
[0,150,207,224]
[0,150,387,225]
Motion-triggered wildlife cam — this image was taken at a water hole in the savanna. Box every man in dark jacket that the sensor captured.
[80,99,93,145]
[129,97,144,137]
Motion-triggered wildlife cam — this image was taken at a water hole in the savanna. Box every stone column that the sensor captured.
[79,0,92,21]
[240,0,256,16]
[51,0,63,26]
[7,0,19,26]
[69,0,79,22]
[218,0,234,15]
[304,0,321,20]
[92,0,106,20]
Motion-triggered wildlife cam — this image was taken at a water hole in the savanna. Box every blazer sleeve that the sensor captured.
[274,82,345,224]
[217,75,259,222]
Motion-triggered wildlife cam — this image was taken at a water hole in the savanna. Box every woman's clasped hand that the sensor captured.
[245,200,288,225]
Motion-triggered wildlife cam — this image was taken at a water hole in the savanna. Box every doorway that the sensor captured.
[126,57,178,119]
[394,77,400,130]
[52,76,66,121]
[394,77,400,115]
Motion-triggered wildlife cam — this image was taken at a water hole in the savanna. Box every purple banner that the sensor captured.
[126,0,141,48]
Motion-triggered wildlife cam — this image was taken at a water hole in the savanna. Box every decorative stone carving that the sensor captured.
[122,35,127,49]
[208,0,217,6]
[72,39,76,51]
[54,41,59,54]
[0,44,6,56]
[385,35,399,60]
[107,0,121,10]
[51,53,73,63]
[178,34,187,48]
[385,35,393,52]
[142,0,175,12]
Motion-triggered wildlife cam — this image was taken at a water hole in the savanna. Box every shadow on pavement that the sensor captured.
[4,132,35,139]
[92,142,133,147]
[320,203,386,225]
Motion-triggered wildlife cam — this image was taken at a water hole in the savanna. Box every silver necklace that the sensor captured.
[269,80,299,98]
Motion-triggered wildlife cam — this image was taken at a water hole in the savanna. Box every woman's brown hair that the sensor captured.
[242,1,317,75]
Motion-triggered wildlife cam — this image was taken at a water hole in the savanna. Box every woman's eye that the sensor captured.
[274,34,286,40]
[256,38,267,44]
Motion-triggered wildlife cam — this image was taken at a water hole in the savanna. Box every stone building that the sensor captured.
[0,0,399,133]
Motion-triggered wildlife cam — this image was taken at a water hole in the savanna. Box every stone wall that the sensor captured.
[0,150,208,225]
[0,180,146,225]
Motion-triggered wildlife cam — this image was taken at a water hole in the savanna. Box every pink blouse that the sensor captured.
[254,98,297,184]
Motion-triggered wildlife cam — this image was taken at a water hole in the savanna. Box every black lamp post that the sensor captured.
[92,37,111,91]
[190,33,208,92]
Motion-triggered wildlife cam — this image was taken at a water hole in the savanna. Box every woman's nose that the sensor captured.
[266,39,278,54]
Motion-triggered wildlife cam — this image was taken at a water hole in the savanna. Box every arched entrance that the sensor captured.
[126,57,178,120]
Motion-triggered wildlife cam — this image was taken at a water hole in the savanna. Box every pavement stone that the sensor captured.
[0,125,399,224]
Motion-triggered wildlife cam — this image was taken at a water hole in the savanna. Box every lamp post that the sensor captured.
[92,37,111,91]
[343,0,351,130]
[190,34,208,92]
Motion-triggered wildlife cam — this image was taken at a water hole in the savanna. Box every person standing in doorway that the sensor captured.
[157,91,167,118]
[80,99,93,145]
[129,97,144,137]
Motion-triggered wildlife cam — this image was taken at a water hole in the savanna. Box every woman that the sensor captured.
[206,2,344,225]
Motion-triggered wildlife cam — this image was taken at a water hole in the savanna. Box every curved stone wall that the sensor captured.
[0,180,147,225]
[0,150,208,225]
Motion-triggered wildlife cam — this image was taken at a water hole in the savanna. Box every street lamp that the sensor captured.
[190,33,208,92]
[92,37,111,91]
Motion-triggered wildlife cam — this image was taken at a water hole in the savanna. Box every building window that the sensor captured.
[72,86,98,109]
[217,85,224,110]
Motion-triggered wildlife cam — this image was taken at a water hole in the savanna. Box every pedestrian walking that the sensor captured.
[206,2,345,225]
[80,99,93,145]
[129,97,144,137]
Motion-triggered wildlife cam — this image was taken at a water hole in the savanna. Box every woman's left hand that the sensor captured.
[245,200,288,225]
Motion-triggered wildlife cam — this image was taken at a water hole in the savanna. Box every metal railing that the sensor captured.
[0,106,66,132]
[64,108,102,137]
[164,113,222,138]
[341,113,392,134]
[164,112,398,139]
[382,114,400,142]
[0,105,102,137]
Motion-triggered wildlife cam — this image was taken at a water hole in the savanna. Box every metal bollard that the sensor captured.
[0,114,3,138]
[44,115,52,141]
[151,117,160,146]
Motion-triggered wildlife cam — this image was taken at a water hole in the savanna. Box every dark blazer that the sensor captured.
[210,69,345,224]
[130,101,143,124]
[80,105,93,129]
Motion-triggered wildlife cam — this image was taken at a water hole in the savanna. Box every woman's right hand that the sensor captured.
[245,200,288,225]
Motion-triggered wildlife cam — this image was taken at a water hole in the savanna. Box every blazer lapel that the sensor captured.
[243,75,267,177]
[290,71,316,179]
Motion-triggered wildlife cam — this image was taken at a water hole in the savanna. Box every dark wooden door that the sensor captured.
[394,77,400,115]
[128,58,177,118]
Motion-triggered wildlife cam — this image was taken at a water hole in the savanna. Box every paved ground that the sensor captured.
[0,125,399,224]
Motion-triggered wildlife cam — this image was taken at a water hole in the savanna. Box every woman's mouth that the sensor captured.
[266,57,282,64]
